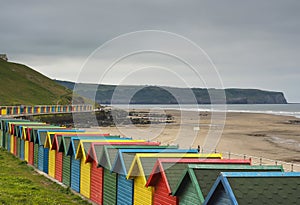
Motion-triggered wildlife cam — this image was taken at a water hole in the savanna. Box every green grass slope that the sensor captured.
[0,59,73,105]
[0,148,89,205]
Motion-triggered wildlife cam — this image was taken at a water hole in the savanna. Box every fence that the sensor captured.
[222,151,300,172]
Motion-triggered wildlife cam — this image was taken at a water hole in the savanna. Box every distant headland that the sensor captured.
[56,80,288,105]
[0,56,288,105]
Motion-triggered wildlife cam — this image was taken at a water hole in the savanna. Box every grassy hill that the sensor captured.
[0,59,73,105]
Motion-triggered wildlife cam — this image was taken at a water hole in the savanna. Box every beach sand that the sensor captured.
[87,110,300,170]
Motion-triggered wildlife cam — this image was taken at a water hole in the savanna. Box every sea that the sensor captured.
[107,104,300,118]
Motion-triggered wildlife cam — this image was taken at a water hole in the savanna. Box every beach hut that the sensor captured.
[32,127,66,167]
[145,158,252,205]
[60,135,74,186]
[51,133,109,182]
[8,122,45,156]
[47,132,112,179]
[19,124,51,160]
[86,144,172,205]
[35,128,73,173]
[75,139,151,198]
[126,153,220,205]
[68,137,132,193]
[112,149,216,204]
[22,125,57,163]
[203,172,300,205]
[0,118,11,148]
[102,148,198,205]
[112,149,157,205]
[25,126,47,165]
[44,130,88,178]
[1,119,28,149]
[59,135,114,187]
[173,164,284,204]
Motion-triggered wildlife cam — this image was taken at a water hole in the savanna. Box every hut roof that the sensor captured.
[203,172,300,205]
[146,158,252,194]
[75,139,146,161]
[173,164,284,203]
[126,152,212,184]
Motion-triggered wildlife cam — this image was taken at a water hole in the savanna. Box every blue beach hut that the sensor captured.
[112,148,197,205]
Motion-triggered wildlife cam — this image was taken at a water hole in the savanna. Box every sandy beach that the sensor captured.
[88,110,300,170]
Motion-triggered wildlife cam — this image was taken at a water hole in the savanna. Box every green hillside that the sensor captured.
[0,59,73,105]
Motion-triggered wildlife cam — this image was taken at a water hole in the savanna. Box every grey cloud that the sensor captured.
[0,0,299,102]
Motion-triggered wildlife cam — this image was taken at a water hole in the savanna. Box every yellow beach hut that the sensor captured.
[127,152,222,205]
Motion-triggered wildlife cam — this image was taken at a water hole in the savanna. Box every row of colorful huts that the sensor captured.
[0,118,299,204]
[0,104,93,116]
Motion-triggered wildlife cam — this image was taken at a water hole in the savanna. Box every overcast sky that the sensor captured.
[1,1,299,102]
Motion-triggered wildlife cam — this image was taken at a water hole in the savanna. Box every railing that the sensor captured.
[222,151,300,172]
[0,104,94,116]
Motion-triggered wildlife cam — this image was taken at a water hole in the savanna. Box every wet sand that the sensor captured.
[87,110,300,169]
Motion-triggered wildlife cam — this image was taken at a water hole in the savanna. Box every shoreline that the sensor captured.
[103,103,300,119]
[87,109,300,166]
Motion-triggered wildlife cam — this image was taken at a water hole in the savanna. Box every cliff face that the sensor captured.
[56,80,288,104]
[224,89,287,104]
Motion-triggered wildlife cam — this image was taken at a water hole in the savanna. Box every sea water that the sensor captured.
[108,104,300,118]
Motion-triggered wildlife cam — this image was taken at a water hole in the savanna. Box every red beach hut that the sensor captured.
[146,158,252,205]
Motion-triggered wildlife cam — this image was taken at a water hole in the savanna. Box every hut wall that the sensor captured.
[62,154,71,186]
[55,151,63,182]
[153,175,178,205]
[71,156,80,192]
[117,174,134,205]
[48,149,56,178]
[80,159,91,198]
[103,168,117,205]
[28,142,34,165]
[90,161,104,205]
[133,175,154,205]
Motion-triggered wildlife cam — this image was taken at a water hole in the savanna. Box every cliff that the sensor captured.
[56,80,288,104]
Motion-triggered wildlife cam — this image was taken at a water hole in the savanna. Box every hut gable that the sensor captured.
[146,158,252,194]
[85,143,102,164]
[173,164,284,204]
[204,172,300,205]
[127,152,202,182]
[111,147,175,176]
[75,141,86,160]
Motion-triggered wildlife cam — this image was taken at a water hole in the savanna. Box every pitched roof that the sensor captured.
[96,146,179,171]
[35,128,70,145]
[112,151,138,175]
[146,158,252,194]
[110,145,179,175]
[173,164,284,203]
[9,122,45,136]
[75,139,143,161]
[1,119,29,134]
[55,133,115,152]
[85,141,163,164]
[127,153,216,184]
[22,125,53,140]
[65,136,122,156]
[59,136,75,155]
[44,130,83,148]
[22,126,48,140]
[204,172,300,205]
[53,132,111,137]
